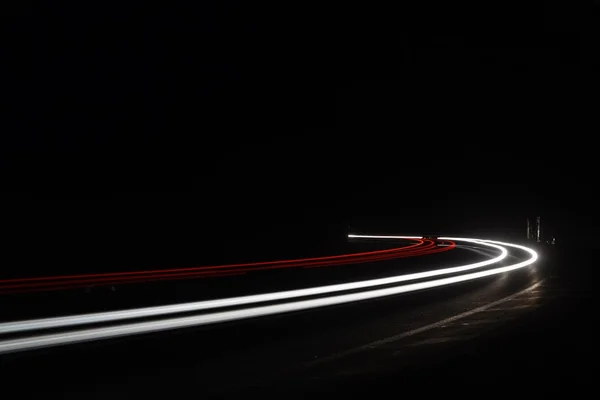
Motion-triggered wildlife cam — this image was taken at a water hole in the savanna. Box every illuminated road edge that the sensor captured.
[0,236,537,355]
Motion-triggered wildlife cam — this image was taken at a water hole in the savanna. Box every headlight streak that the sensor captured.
[0,239,498,335]
[0,237,537,355]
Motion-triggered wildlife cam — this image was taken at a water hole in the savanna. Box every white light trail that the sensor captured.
[0,238,505,335]
[0,237,537,354]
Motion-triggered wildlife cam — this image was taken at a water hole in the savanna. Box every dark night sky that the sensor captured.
[2,2,600,274]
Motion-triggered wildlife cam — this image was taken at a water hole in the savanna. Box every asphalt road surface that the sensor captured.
[0,237,594,398]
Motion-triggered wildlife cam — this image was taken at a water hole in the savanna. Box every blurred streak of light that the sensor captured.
[0,238,499,337]
[0,240,427,284]
[0,240,453,293]
[0,237,536,354]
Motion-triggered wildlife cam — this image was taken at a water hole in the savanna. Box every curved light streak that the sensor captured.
[0,239,428,284]
[0,239,452,294]
[0,238,503,335]
[0,237,537,355]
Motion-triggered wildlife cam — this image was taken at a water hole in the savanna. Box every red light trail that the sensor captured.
[0,239,455,294]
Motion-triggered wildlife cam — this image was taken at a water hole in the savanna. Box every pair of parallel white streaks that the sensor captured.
[0,236,537,354]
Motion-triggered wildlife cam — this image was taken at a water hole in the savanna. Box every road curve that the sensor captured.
[0,236,537,355]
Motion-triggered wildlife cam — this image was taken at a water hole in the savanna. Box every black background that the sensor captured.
[2,2,600,276]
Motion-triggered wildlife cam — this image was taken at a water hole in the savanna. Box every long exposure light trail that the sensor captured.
[0,239,496,335]
[0,239,453,294]
[0,237,537,354]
